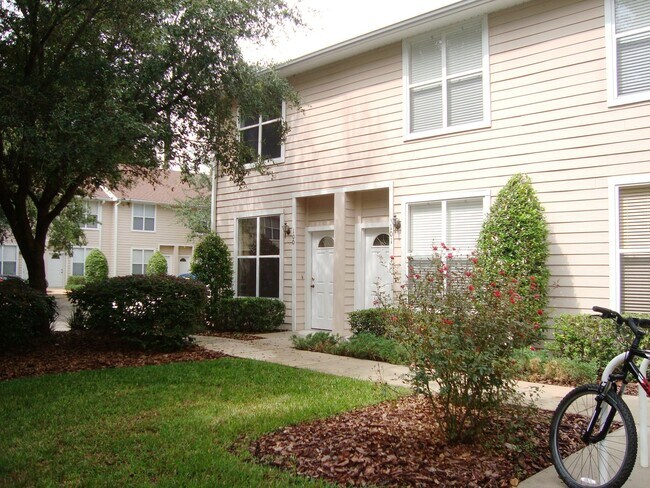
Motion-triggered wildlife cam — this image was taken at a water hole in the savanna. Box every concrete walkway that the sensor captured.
[195,331,650,488]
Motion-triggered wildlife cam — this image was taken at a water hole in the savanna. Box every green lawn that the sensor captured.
[0,358,400,487]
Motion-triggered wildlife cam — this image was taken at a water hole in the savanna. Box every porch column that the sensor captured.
[333,192,347,334]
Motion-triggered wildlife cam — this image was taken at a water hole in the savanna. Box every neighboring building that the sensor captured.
[214,0,650,335]
[1,171,198,287]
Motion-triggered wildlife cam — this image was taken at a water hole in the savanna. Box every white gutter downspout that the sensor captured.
[210,163,218,233]
[100,187,120,276]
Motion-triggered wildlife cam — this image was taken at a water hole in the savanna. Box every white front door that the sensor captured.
[46,252,65,288]
[310,232,334,330]
[178,256,190,275]
[364,228,391,308]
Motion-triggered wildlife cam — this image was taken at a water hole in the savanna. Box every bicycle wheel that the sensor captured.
[549,384,637,488]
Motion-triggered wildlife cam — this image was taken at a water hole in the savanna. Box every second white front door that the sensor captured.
[310,232,334,330]
[363,228,391,309]
[46,252,65,288]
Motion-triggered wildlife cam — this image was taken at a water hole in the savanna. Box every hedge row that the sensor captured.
[69,275,208,350]
[0,279,57,352]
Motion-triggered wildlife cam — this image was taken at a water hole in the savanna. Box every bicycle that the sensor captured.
[549,306,650,488]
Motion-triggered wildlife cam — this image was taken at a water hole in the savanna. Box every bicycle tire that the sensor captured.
[549,384,637,488]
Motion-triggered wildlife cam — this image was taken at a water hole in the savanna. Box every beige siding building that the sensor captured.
[1,172,198,287]
[218,0,650,335]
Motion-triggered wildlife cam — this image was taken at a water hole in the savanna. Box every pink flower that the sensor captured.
[390,315,398,322]
[390,255,395,260]
[494,290,501,298]
[537,309,544,316]
[442,318,454,325]
[533,323,541,330]
[530,346,536,351]
[499,270,506,276]
[468,285,475,292]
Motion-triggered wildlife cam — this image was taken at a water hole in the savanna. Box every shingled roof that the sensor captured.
[96,171,200,205]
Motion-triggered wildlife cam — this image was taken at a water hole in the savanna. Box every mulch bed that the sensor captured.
[251,395,557,487]
[2,331,581,487]
[196,331,263,341]
[0,330,226,382]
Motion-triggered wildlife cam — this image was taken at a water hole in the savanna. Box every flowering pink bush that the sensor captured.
[377,246,542,443]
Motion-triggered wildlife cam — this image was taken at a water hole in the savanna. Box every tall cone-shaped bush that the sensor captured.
[476,173,550,346]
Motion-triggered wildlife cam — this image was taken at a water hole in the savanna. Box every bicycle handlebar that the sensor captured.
[592,306,650,336]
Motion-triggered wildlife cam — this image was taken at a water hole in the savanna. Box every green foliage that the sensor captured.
[191,233,233,300]
[65,275,87,291]
[69,275,208,350]
[291,332,409,365]
[476,174,550,344]
[0,0,300,293]
[0,279,57,351]
[172,172,212,239]
[378,247,539,444]
[291,332,341,353]
[146,251,168,276]
[84,249,108,283]
[209,298,285,332]
[47,199,97,257]
[548,313,650,369]
[348,308,394,337]
[512,348,599,386]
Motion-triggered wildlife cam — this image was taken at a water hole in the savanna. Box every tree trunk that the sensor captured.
[15,232,52,336]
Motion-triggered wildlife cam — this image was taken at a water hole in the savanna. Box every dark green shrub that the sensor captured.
[85,249,108,283]
[348,308,393,337]
[69,275,207,350]
[0,280,57,351]
[209,297,285,332]
[146,251,168,275]
[65,275,87,291]
[476,173,550,347]
[191,233,233,300]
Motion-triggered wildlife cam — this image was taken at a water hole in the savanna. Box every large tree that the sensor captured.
[0,0,299,304]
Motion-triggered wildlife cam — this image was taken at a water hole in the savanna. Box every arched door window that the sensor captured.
[318,236,334,248]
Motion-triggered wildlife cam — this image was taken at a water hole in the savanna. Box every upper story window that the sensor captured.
[403,16,490,139]
[82,201,100,230]
[606,0,650,106]
[132,203,155,232]
[239,102,285,162]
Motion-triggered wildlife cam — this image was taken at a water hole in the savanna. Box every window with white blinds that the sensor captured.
[408,197,485,258]
[606,0,650,105]
[618,185,650,313]
[404,17,489,137]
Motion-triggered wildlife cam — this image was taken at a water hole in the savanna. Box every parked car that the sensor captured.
[177,273,196,280]
[0,274,24,283]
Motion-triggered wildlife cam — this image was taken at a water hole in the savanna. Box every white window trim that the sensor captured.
[131,203,156,233]
[81,200,101,230]
[608,174,650,311]
[131,248,155,275]
[238,101,286,165]
[402,15,491,141]
[233,210,285,300]
[403,189,490,261]
[605,0,650,106]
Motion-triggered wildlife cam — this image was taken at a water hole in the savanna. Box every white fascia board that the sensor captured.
[277,0,528,77]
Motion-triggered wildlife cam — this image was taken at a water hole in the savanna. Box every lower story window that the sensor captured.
[236,215,281,298]
[407,195,486,274]
[617,185,650,313]
[132,249,154,275]
[0,245,18,275]
[72,247,95,276]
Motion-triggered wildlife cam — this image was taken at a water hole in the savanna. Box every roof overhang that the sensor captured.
[277,0,529,77]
